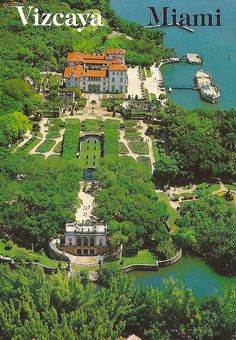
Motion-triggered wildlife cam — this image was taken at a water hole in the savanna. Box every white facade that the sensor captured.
[64,49,127,93]
[108,70,126,93]
[64,72,126,93]
[62,222,107,255]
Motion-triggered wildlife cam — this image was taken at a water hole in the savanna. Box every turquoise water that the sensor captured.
[111,0,236,109]
[128,256,236,296]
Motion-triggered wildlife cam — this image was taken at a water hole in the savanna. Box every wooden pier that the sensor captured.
[144,23,195,33]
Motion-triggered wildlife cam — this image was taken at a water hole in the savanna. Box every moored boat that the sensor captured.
[195,70,220,103]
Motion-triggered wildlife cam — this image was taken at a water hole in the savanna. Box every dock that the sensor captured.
[144,23,195,33]
[185,53,203,65]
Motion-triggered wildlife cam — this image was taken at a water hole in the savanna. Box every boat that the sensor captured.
[195,70,220,103]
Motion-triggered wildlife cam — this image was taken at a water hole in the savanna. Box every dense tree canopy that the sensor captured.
[0,112,31,147]
[175,196,236,274]
[0,153,82,248]
[0,265,236,339]
[95,156,176,258]
[155,102,236,182]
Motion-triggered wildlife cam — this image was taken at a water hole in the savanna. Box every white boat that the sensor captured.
[195,70,220,103]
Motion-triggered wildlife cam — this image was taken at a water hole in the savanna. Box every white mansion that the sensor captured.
[63,48,127,93]
[60,222,107,256]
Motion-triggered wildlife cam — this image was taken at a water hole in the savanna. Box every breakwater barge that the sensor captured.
[195,70,220,103]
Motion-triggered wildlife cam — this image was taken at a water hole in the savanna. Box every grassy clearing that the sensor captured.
[80,137,101,167]
[156,192,179,232]
[0,239,63,268]
[36,139,56,153]
[129,141,149,155]
[117,250,156,268]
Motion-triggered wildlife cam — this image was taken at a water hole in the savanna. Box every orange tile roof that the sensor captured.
[107,48,126,55]
[67,52,106,63]
[64,65,83,78]
[108,63,127,71]
[64,66,107,78]
[64,66,74,78]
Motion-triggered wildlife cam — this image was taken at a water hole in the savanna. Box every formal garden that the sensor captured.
[0,0,236,337]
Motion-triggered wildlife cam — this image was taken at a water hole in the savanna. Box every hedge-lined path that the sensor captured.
[29,117,48,155]
[29,118,64,158]
[119,121,155,172]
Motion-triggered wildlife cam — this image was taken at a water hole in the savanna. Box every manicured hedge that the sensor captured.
[62,119,80,160]
[103,120,119,157]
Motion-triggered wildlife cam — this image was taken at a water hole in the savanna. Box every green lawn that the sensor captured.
[0,239,63,268]
[46,130,61,139]
[117,250,156,268]
[20,137,40,153]
[36,139,56,153]
[225,183,236,192]
[81,119,104,132]
[119,142,129,155]
[80,137,101,167]
[193,183,220,197]
[129,141,149,155]
[156,192,180,232]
